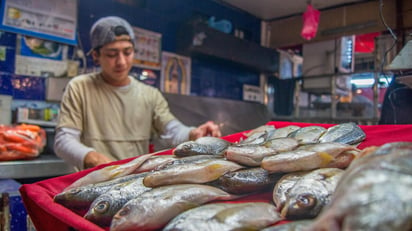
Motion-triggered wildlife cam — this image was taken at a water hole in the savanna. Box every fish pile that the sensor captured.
[55,122,411,231]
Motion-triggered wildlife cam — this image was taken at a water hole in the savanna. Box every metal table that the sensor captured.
[0,154,75,179]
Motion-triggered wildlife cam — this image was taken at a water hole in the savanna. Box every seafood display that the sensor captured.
[110,184,240,231]
[84,174,151,226]
[51,122,412,231]
[273,168,344,219]
[307,142,412,231]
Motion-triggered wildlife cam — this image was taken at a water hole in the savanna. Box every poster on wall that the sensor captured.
[160,52,191,95]
[0,0,77,45]
[14,35,73,77]
[132,27,161,70]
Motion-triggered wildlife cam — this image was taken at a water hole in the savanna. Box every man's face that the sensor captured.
[93,40,134,86]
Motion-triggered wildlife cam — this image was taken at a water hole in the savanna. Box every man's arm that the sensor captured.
[54,127,113,169]
[160,120,221,146]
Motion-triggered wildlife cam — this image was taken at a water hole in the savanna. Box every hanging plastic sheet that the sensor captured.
[301,4,320,40]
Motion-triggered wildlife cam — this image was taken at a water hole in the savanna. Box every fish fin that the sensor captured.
[318,152,334,166]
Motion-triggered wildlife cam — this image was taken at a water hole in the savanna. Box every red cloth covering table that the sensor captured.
[19,121,412,231]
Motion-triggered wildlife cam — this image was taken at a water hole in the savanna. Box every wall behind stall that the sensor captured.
[0,0,262,112]
[75,0,262,100]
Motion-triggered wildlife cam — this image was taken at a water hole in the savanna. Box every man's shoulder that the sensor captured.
[67,73,99,87]
[132,78,160,92]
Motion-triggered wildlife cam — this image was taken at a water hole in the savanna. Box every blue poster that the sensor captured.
[0,0,78,45]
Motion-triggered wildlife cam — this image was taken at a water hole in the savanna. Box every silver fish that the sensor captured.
[261,150,335,173]
[297,142,360,158]
[133,155,177,173]
[158,154,223,170]
[173,136,230,157]
[143,159,244,187]
[225,145,279,166]
[273,168,344,220]
[271,125,301,138]
[84,173,151,227]
[288,126,326,144]
[209,167,284,194]
[225,138,299,166]
[262,142,359,173]
[319,122,366,145]
[238,125,276,146]
[53,173,145,210]
[110,184,239,231]
[244,125,276,137]
[307,142,412,231]
[264,137,300,151]
[164,202,282,231]
[63,153,154,191]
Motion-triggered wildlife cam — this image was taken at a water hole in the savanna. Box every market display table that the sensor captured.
[19,121,412,231]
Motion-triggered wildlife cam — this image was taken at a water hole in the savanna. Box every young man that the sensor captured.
[54,16,221,169]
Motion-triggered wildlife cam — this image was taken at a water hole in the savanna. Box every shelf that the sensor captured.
[177,22,279,73]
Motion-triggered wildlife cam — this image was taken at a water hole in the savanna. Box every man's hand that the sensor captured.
[83,151,113,169]
[189,121,222,140]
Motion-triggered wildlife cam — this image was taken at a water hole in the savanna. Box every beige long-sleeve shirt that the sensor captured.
[56,73,176,165]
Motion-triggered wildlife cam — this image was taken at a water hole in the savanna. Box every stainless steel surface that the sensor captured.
[0,154,75,179]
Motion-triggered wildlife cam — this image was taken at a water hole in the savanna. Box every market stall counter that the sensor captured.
[19,121,412,231]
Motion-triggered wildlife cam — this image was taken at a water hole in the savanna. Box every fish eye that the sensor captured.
[70,188,81,194]
[183,143,193,150]
[296,194,316,208]
[95,201,109,213]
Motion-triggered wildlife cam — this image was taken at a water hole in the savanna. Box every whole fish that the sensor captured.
[84,173,151,227]
[143,159,244,187]
[173,136,230,157]
[273,168,344,220]
[209,167,284,194]
[110,184,239,231]
[288,126,326,144]
[243,125,276,137]
[296,142,360,156]
[53,173,146,210]
[262,142,359,173]
[261,150,334,173]
[164,202,282,231]
[271,125,301,139]
[225,145,279,166]
[133,155,177,173]
[319,122,366,145]
[225,138,299,166]
[63,153,154,191]
[238,125,276,146]
[307,142,412,231]
[261,220,314,231]
[264,137,300,151]
[158,155,223,170]
[298,142,360,170]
